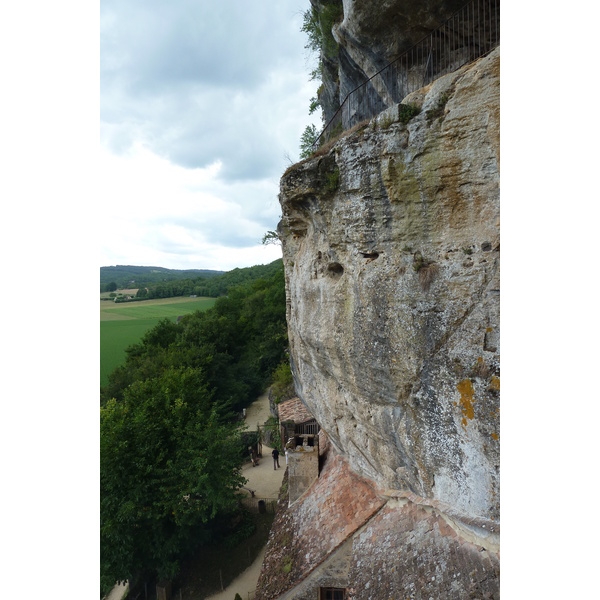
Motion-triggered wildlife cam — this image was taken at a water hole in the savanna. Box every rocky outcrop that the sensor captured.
[334,0,466,97]
[279,46,500,527]
[312,0,472,120]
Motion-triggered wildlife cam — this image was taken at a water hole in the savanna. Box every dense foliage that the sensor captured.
[100,265,224,292]
[101,261,287,408]
[299,0,343,157]
[301,0,343,64]
[100,262,289,593]
[100,369,245,590]
[142,260,284,300]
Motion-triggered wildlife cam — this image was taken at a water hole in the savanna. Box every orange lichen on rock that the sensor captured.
[456,378,475,428]
[491,432,499,441]
[490,375,500,392]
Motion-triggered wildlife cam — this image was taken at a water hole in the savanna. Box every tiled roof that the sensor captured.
[278,396,314,424]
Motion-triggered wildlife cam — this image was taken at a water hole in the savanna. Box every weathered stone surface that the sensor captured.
[255,452,499,599]
[313,0,468,119]
[347,501,500,599]
[279,47,500,523]
[255,452,385,600]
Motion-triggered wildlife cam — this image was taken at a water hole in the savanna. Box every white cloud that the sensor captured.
[100,0,320,271]
[98,144,282,270]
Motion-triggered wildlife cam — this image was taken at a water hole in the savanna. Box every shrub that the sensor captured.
[427,92,449,124]
[270,361,294,404]
[325,167,340,193]
[398,103,421,124]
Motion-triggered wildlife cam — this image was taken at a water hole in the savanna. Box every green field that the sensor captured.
[100,296,217,388]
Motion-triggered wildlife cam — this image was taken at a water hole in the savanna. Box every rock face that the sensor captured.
[312,0,469,120]
[279,47,500,523]
[335,0,466,94]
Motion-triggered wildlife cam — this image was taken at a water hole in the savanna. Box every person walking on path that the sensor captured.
[272,448,280,470]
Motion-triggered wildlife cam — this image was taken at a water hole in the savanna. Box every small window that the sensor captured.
[320,588,346,600]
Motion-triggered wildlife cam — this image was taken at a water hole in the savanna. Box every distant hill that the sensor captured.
[100,260,284,298]
[189,260,283,298]
[100,265,225,291]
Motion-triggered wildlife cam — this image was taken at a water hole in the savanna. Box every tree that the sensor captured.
[261,230,280,246]
[107,281,118,292]
[100,367,246,592]
[300,124,319,159]
[100,261,290,594]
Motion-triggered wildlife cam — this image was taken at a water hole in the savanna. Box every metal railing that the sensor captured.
[313,0,500,150]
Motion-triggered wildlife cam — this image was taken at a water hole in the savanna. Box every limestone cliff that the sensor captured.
[279,45,500,526]
[311,0,471,122]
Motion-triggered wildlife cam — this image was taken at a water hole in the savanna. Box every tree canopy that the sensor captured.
[100,261,289,593]
[100,367,246,589]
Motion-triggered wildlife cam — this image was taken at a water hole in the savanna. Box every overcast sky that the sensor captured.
[99,0,321,271]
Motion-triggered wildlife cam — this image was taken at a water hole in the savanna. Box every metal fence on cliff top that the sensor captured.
[313,0,500,150]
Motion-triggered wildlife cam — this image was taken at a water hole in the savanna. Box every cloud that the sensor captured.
[98,144,282,270]
[101,0,318,180]
[99,0,321,271]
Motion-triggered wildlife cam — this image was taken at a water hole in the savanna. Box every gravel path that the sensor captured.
[206,391,285,600]
[205,545,266,600]
[104,581,128,600]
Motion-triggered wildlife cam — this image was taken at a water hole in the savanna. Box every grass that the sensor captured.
[100,296,216,387]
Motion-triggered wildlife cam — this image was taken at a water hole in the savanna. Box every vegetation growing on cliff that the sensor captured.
[301,0,343,76]
[300,123,319,159]
[299,0,344,158]
[398,103,421,124]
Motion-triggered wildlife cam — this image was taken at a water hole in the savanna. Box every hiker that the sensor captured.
[272,448,280,470]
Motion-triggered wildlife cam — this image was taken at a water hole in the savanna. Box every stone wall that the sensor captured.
[255,452,385,600]
[347,501,500,599]
[312,0,468,120]
[287,437,320,504]
[260,46,500,599]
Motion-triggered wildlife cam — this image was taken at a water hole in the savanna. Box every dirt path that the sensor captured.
[104,582,128,600]
[244,390,272,431]
[241,390,285,498]
[206,391,284,600]
[205,545,266,600]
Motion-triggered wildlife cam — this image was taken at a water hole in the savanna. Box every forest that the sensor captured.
[99,265,224,292]
[100,260,290,595]
[101,261,284,301]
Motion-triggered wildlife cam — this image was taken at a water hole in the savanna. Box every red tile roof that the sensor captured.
[278,396,314,424]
